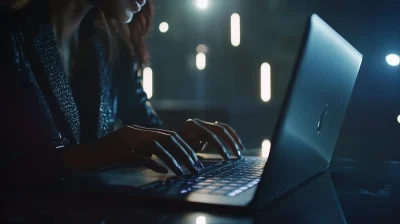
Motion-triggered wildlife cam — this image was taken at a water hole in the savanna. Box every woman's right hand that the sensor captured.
[63,125,203,177]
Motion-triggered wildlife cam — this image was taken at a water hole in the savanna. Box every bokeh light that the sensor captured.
[159,22,169,33]
[262,139,271,158]
[196,0,208,9]
[143,67,153,99]
[196,44,209,54]
[261,63,271,102]
[231,13,241,47]
[386,54,400,66]
[196,216,206,224]
[196,53,206,70]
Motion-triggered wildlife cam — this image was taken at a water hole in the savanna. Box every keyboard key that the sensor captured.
[196,182,211,186]
[234,180,249,184]
[204,178,216,183]
[196,189,213,194]
[211,189,230,195]
[221,186,237,191]
[206,185,219,190]
[228,189,243,197]
[239,186,249,191]
[246,183,256,188]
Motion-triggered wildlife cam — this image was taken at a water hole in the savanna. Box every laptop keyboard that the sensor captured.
[142,157,267,197]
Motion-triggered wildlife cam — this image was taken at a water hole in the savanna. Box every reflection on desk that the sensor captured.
[4,173,343,224]
[5,154,400,223]
[162,172,344,224]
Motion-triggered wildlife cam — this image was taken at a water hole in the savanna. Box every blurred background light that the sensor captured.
[196,0,208,9]
[397,115,400,124]
[386,54,400,66]
[143,67,153,99]
[261,62,271,102]
[231,13,241,47]
[159,22,169,33]
[196,53,206,70]
[196,216,206,224]
[262,139,271,158]
[196,44,209,54]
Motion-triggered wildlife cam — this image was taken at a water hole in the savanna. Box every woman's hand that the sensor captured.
[63,125,202,177]
[181,119,246,160]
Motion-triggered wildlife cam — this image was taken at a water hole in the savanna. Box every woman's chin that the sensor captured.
[119,11,135,23]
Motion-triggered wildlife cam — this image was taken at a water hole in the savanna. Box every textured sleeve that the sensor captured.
[0,9,71,189]
[115,50,163,128]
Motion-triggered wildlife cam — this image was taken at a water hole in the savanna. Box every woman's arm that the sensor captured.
[116,54,163,128]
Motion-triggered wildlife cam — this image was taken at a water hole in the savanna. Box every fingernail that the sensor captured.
[194,166,201,174]
[197,160,204,169]
[224,152,231,161]
[177,167,184,176]
[191,165,198,174]
[236,150,242,158]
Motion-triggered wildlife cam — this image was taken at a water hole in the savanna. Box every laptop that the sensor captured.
[92,14,363,210]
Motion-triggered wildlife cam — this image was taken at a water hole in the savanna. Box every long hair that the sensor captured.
[94,0,154,69]
[1,0,153,68]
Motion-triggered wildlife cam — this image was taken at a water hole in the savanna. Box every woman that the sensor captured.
[0,0,245,187]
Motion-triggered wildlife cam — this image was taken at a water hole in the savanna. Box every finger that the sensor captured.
[129,125,201,174]
[218,122,246,151]
[151,141,185,176]
[159,130,202,169]
[134,140,185,176]
[131,125,201,169]
[184,119,231,161]
[194,119,241,158]
[118,134,184,176]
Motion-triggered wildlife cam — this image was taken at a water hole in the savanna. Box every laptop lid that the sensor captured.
[250,14,362,208]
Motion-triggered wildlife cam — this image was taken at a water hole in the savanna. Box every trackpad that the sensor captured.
[95,166,175,187]
[94,154,223,187]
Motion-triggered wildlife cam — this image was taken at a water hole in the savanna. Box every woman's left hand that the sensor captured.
[181,119,245,160]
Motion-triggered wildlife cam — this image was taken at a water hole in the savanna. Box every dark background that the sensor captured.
[145,0,399,161]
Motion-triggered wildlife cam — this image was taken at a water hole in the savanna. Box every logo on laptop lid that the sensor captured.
[317,104,329,134]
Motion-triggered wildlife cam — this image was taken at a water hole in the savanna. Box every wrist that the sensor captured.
[61,143,104,173]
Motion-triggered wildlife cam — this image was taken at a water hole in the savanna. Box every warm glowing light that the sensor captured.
[196,53,206,70]
[397,115,400,123]
[386,54,400,66]
[143,67,153,99]
[196,216,206,224]
[196,0,208,9]
[261,63,271,102]
[231,13,240,47]
[196,44,209,54]
[159,22,169,33]
[262,139,271,158]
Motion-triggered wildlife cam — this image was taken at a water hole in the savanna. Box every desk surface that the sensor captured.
[4,150,400,223]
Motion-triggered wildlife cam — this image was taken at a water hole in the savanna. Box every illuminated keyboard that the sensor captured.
[142,158,267,197]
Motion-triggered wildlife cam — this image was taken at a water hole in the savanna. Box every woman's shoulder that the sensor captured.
[0,0,34,24]
[0,0,32,10]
